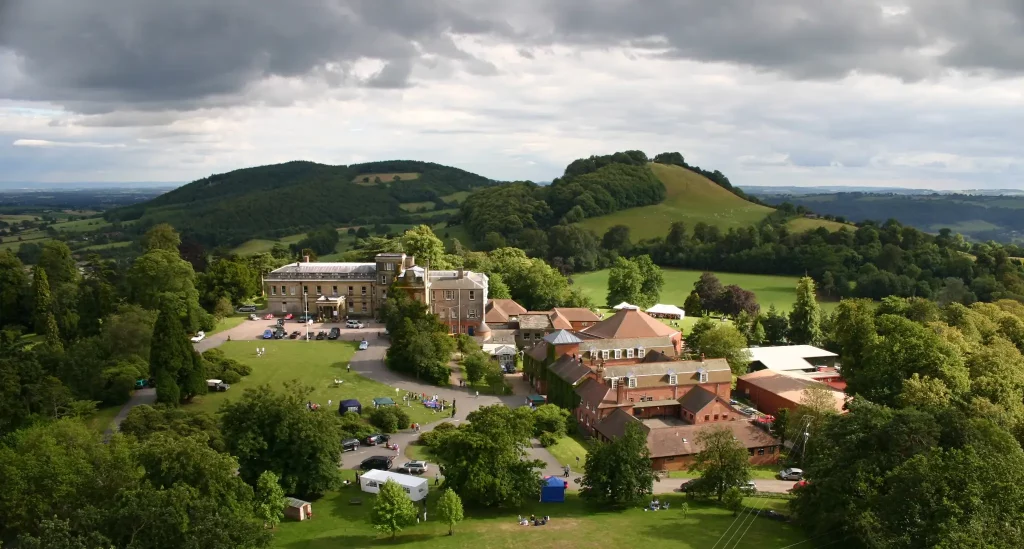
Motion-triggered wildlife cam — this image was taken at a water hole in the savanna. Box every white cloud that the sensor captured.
[12,139,126,148]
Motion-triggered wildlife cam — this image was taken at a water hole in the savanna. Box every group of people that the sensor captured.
[646,498,669,511]
[306,401,323,411]
[255,347,266,357]
[518,514,551,526]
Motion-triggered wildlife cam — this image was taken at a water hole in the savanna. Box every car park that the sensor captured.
[190,331,205,343]
[358,340,369,350]
[779,468,804,481]
[346,319,364,329]
[289,330,300,339]
[365,433,390,446]
[262,329,274,339]
[315,330,325,340]
[342,438,360,452]
[297,313,315,323]
[328,327,340,340]
[277,318,285,327]
[274,329,286,339]
[396,460,428,475]
[237,304,257,313]
[359,456,393,471]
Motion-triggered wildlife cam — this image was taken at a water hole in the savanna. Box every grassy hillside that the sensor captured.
[572,267,840,314]
[785,216,850,232]
[578,164,775,240]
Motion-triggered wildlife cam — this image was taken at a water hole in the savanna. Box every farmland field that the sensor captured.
[352,172,420,184]
[785,217,851,232]
[572,268,839,315]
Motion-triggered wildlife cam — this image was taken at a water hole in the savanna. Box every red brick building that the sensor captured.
[736,369,848,417]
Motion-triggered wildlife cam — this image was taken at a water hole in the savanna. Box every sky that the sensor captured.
[1,0,1023,190]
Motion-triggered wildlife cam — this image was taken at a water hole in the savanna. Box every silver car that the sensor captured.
[779,467,804,481]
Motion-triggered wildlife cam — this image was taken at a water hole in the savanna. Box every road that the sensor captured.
[104,387,155,438]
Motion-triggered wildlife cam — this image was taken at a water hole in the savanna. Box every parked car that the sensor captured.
[503,363,516,374]
[248,313,259,321]
[364,434,390,446]
[262,329,274,339]
[358,340,369,350]
[276,318,285,327]
[274,329,286,339]
[284,313,294,320]
[297,313,315,323]
[237,304,257,313]
[679,478,705,493]
[315,331,326,340]
[263,313,274,320]
[190,331,205,343]
[206,379,230,392]
[328,327,340,340]
[359,456,393,471]
[346,319,364,329]
[396,460,428,475]
[779,468,804,481]
[739,480,757,494]
[342,438,360,452]
[289,330,300,339]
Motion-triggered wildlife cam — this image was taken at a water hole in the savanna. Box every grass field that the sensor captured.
[578,164,775,241]
[572,268,839,315]
[785,217,851,232]
[187,340,438,427]
[400,201,436,212]
[352,172,420,184]
[546,434,589,469]
[52,217,110,232]
[0,214,42,222]
[442,191,472,203]
[80,240,132,252]
[271,488,806,549]
[208,315,248,336]
[668,464,782,480]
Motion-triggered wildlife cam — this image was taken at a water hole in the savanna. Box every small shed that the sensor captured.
[359,469,429,502]
[645,303,685,320]
[338,399,362,415]
[284,497,313,521]
[540,476,567,503]
[372,397,395,408]
[526,394,546,407]
[612,302,639,310]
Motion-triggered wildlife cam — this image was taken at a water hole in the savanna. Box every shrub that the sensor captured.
[338,411,376,441]
[223,359,252,377]
[220,369,241,384]
[533,404,570,437]
[420,422,457,448]
[369,406,411,433]
[213,296,234,318]
[538,432,559,447]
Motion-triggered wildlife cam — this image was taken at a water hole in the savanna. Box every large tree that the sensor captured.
[789,276,823,345]
[0,249,28,330]
[580,421,655,506]
[690,324,750,375]
[825,298,877,371]
[693,272,725,314]
[370,479,417,539]
[606,256,643,307]
[432,405,544,507]
[220,383,342,497]
[141,223,182,253]
[128,248,206,332]
[634,254,664,307]
[689,426,751,501]
[761,305,789,345]
[400,225,447,268]
[149,300,205,405]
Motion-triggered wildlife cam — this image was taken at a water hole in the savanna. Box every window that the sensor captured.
[626,348,634,358]
[444,290,455,301]
[637,348,645,358]
[303,285,308,295]
[610,377,618,389]
[450,307,458,319]
[439,309,446,319]
[748,449,755,456]
[348,286,353,295]
[469,290,476,300]
[669,374,678,385]
[768,446,775,454]
[347,303,354,312]
[382,289,387,299]
[380,275,387,284]
[666,457,675,462]
[627,376,637,388]
[468,308,477,319]
[384,262,395,271]
[271,286,277,296]
[614,349,622,359]
[290,286,296,296]
[361,286,367,295]
[699,370,709,383]
[757,448,765,456]
[723,415,729,421]
[601,350,610,360]
[361,304,367,313]
[704,415,710,422]
[332,286,338,296]
[714,414,719,421]
[316,285,322,296]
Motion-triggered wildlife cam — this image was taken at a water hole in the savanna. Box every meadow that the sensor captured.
[271,487,806,549]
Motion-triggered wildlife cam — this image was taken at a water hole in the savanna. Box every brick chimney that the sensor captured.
[458,267,464,279]
[303,255,310,263]
[616,379,626,404]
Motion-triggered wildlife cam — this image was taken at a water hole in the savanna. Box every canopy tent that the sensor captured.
[645,303,685,319]
[540,476,567,503]
[359,469,429,501]
[612,302,639,310]
[338,399,362,415]
[527,394,546,406]
[372,397,395,408]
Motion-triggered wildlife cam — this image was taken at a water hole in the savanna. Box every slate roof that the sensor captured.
[602,357,730,377]
[677,386,718,413]
[548,354,592,384]
[583,309,680,339]
[488,329,518,345]
[543,329,584,345]
[575,378,615,407]
[594,408,644,441]
[549,310,573,330]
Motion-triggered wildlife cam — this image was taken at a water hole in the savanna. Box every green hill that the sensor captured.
[106,160,494,247]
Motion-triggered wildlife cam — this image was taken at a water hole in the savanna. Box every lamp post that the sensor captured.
[303,290,309,342]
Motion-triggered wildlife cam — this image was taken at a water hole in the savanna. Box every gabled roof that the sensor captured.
[525,342,549,362]
[641,350,674,363]
[553,308,602,322]
[583,309,680,340]
[485,299,527,324]
[543,329,583,345]
[550,310,573,330]
[595,411,780,458]
[548,354,592,385]
[594,408,645,440]
[677,386,718,413]
[575,378,615,407]
[739,370,847,413]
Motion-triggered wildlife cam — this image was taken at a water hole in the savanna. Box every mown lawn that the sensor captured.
[187,340,437,427]
[271,488,807,549]
[546,434,589,469]
[668,464,782,480]
[208,314,248,335]
[572,268,839,315]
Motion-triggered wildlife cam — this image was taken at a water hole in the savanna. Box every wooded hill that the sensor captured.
[105,160,496,247]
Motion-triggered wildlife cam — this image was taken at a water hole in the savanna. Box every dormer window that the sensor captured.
[637,348,646,358]
[626,348,634,358]
[614,349,622,359]
[627,376,637,388]
[698,368,708,383]
[610,377,618,389]
[601,350,610,360]
[669,374,678,385]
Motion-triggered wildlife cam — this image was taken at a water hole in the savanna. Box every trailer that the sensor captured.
[359,469,429,502]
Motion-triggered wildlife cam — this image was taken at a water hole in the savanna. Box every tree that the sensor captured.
[0,250,28,329]
[128,248,206,332]
[32,267,53,335]
[690,426,751,501]
[36,241,77,287]
[634,255,664,308]
[220,383,342,497]
[773,408,790,447]
[683,290,703,317]
[762,305,789,345]
[789,277,823,345]
[719,285,759,318]
[722,487,744,516]
[826,298,876,372]
[532,404,570,437]
[370,479,418,539]
[693,324,750,375]
[601,225,632,255]
[431,405,544,507]
[401,225,446,268]
[487,272,511,299]
[606,256,642,307]
[254,471,286,529]
[461,350,489,385]
[665,221,687,250]
[694,272,724,314]
[580,422,654,506]
[788,385,841,444]
[436,488,464,536]
[141,223,182,252]
[149,300,202,405]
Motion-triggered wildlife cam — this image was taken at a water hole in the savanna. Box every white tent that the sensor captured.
[612,302,639,310]
[645,303,685,319]
[359,469,429,502]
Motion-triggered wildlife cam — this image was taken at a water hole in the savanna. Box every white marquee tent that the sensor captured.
[359,469,429,502]
[612,302,639,310]
[645,303,685,319]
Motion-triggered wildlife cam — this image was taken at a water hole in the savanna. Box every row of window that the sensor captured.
[437,307,478,319]
[589,348,647,360]
[439,290,478,301]
[270,284,371,297]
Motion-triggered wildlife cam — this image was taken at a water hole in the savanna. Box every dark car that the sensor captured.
[328,327,340,340]
[359,456,393,471]
[365,433,390,446]
[762,510,790,522]
[342,438,360,452]
[274,329,286,339]
[276,318,285,327]
[289,330,300,339]
[679,478,706,493]
[315,331,326,340]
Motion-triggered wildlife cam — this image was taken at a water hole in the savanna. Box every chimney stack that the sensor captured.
[616,379,626,404]
[304,255,310,263]
[458,267,464,279]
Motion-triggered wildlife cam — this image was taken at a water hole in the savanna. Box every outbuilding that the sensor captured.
[359,469,429,502]
[338,399,362,415]
[540,476,567,503]
[284,497,313,521]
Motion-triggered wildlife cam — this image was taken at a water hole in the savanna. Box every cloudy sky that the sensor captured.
[1,0,1023,189]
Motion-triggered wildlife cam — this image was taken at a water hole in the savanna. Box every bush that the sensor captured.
[538,432,559,447]
[368,406,411,433]
[222,358,252,377]
[220,369,241,384]
[213,296,234,318]
[101,365,138,406]
[420,422,457,449]
[338,411,375,441]
[533,404,570,437]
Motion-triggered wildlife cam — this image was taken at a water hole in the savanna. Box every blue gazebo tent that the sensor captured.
[338,399,362,415]
[372,397,396,408]
[540,476,566,503]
